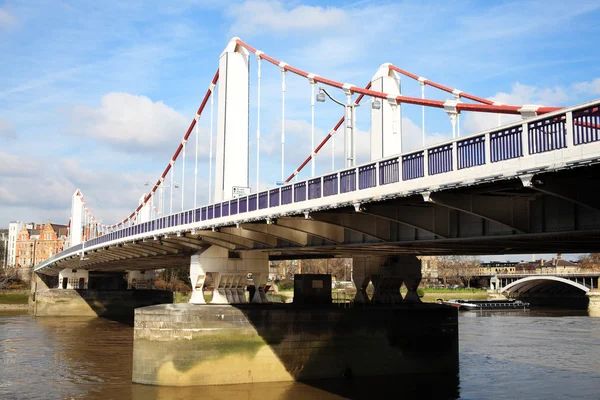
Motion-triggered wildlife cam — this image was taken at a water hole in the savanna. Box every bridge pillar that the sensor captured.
[352,255,385,303]
[189,246,269,305]
[370,63,401,160]
[586,290,600,315]
[214,37,250,203]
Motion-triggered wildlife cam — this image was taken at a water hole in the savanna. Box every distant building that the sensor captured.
[478,254,580,276]
[478,261,518,275]
[15,221,68,270]
[0,229,8,268]
[7,221,34,267]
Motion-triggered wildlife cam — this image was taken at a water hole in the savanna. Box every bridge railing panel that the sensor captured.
[402,151,425,180]
[490,126,523,162]
[269,189,280,207]
[201,207,207,221]
[281,185,293,205]
[358,163,377,189]
[222,202,229,217]
[259,191,269,209]
[208,205,214,220]
[340,169,356,193]
[239,197,248,213]
[573,105,600,145]
[428,144,453,175]
[294,182,306,202]
[457,135,486,169]
[230,199,238,215]
[215,204,221,218]
[323,173,338,196]
[528,115,566,154]
[308,178,322,200]
[379,158,399,185]
[249,194,258,211]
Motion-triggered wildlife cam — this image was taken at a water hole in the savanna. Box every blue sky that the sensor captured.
[1,0,599,261]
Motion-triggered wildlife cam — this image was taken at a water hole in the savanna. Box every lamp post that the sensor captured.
[316,87,380,169]
[146,180,179,216]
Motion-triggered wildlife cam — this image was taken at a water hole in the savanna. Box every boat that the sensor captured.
[441,299,529,311]
[436,299,463,309]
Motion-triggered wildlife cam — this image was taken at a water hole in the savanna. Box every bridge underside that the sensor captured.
[40,164,600,275]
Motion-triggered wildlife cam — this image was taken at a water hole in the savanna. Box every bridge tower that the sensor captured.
[214,37,250,203]
[69,190,83,247]
[370,63,402,160]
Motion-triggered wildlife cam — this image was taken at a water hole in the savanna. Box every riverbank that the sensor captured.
[0,291,30,310]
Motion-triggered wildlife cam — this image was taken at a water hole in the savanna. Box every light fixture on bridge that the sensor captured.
[353,202,362,212]
[371,98,381,110]
[190,229,196,235]
[153,235,158,241]
[176,231,182,237]
[316,88,326,103]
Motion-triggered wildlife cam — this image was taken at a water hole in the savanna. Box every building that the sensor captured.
[15,221,68,270]
[0,229,8,268]
[478,261,518,275]
[7,221,34,267]
[478,254,580,276]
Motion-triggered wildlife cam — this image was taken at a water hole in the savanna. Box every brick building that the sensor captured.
[15,221,68,270]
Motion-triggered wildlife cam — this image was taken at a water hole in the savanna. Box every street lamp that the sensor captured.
[145,180,179,216]
[316,87,380,169]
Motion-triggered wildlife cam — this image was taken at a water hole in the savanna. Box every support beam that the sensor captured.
[221,227,278,247]
[310,212,389,241]
[431,192,531,233]
[530,176,600,212]
[276,217,345,244]
[241,223,309,246]
[362,202,451,238]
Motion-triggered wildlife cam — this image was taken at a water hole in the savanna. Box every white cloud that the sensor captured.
[66,92,207,154]
[0,8,18,29]
[462,82,571,134]
[573,78,600,96]
[226,1,347,36]
[0,120,17,140]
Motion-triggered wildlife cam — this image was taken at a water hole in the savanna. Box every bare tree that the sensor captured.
[436,256,458,288]
[456,256,480,288]
[578,254,600,272]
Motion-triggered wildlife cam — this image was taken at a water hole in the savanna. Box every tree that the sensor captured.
[578,254,600,271]
[456,256,480,288]
[436,256,458,288]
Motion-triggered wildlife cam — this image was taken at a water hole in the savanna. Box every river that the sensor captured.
[1,309,599,400]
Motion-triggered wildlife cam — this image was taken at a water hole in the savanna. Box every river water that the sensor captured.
[1,309,599,400]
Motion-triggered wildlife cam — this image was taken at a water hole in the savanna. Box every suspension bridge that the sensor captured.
[33,37,600,305]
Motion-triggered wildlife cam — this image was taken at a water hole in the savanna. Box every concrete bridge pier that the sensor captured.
[188,246,269,305]
[352,255,422,304]
[352,255,385,304]
[586,290,600,315]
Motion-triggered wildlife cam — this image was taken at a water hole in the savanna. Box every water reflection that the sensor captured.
[1,309,599,400]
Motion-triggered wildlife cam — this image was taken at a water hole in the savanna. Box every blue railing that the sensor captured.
[37,101,600,271]
[402,151,424,180]
[491,126,523,162]
[573,105,600,145]
[458,135,485,169]
[428,144,453,175]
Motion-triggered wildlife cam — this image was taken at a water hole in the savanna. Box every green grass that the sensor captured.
[0,291,29,305]
[421,292,489,302]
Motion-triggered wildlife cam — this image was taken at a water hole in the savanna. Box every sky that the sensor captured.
[1,0,599,262]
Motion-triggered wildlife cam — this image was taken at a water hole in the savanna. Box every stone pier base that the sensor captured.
[587,290,600,316]
[132,303,458,386]
[32,289,173,317]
